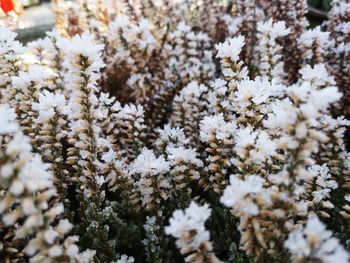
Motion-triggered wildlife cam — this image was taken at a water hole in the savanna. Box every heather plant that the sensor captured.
[0,0,350,262]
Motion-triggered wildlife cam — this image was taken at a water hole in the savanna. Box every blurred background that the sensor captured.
[0,0,332,43]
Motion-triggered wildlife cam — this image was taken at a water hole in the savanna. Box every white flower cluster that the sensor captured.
[165,202,221,263]
[221,175,267,216]
[0,105,92,262]
[62,33,106,196]
[0,27,24,99]
[130,148,170,211]
[298,26,330,63]
[172,81,209,146]
[32,90,66,123]
[164,21,215,85]
[285,217,349,263]
[256,19,290,80]
[308,164,338,204]
[215,36,248,83]
[216,35,245,62]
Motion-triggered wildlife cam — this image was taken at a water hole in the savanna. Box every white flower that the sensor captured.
[178,81,208,99]
[22,198,37,215]
[165,202,212,250]
[66,244,80,258]
[264,98,298,130]
[308,164,338,203]
[334,42,350,54]
[335,21,350,34]
[76,249,96,263]
[18,155,53,192]
[257,19,290,39]
[11,71,31,91]
[0,163,14,179]
[176,21,191,33]
[6,131,32,156]
[27,64,55,83]
[300,27,331,60]
[137,19,156,47]
[60,33,105,69]
[116,104,144,120]
[221,175,264,207]
[110,16,130,31]
[249,131,277,163]
[96,176,105,187]
[299,64,336,87]
[44,227,58,244]
[156,125,189,149]
[284,231,311,258]
[56,219,73,234]
[200,114,236,142]
[101,149,117,163]
[130,148,170,176]
[215,35,245,61]
[221,175,266,216]
[234,126,258,158]
[342,194,350,204]
[167,146,203,167]
[114,255,135,263]
[0,27,25,64]
[49,245,63,257]
[0,104,18,134]
[58,33,105,95]
[234,77,282,109]
[0,27,17,42]
[32,90,67,123]
[285,217,350,263]
[305,86,342,116]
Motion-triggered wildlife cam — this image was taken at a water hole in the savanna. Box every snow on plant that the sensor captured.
[61,32,105,195]
[165,202,221,263]
[0,0,349,262]
[285,217,349,263]
[0,105,92,262]
[167,146,203,197]
[298,26,331,64]
[215,35,248,84]
[256,19,290,81]
[0,27,25,100]
[220,175,267,216]
[129,148,170,212]
[199,114,236,193]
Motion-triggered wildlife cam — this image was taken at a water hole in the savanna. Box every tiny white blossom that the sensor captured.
[56,219,73,234]
[76,249,96,263]
[215,35,245,61]
[44,227,58,244]
[257,19,291,39]
[299,64,336,87]
[221,175,266,216]
[165,201,212,250]
[167,146,203,167]
[200,114,236,142]
[285,217,350,263]
[129,148,170,176]
[32,90,67,123]
[114,255,135,263]
[0,104,18,134]
[299,26,330,49]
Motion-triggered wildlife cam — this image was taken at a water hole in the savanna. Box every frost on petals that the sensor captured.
[285,217,350,263]
[165,201,221,263]
[215,35,245,61]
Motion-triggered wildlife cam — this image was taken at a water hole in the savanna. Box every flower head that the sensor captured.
[215,35,245,61]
